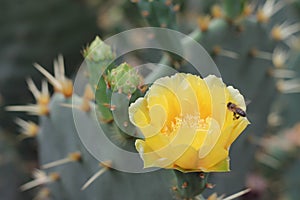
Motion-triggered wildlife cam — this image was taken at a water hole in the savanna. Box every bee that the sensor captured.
[227,102,246,120]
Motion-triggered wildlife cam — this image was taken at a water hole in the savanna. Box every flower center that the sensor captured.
[161,114,209,135]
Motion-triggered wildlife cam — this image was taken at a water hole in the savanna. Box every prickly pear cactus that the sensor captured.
[8,53,176,199]
[37,93,174,200]
[8,0,300,199]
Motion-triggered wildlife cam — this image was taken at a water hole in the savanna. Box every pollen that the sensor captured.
[171,114,209,131]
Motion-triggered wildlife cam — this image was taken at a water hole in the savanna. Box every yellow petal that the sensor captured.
[135,139,172,168]
[198,118,221,158]
[227,86,246,110]
[225,117,250,149]
[197,147,229,171]
[206,157,230,172]
[173,146,198,170]
[154,74,200,116]
[141,104,167,137]
[185,74,212,119]
[129,98,150,127]
[129,73,250,172]
[204,75,227,129]
[223,85,250,148]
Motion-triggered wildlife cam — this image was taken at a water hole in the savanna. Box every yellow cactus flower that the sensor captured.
[129,73,250,172]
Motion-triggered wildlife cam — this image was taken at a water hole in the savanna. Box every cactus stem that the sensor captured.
[212,46,239,59]
[15,118,39,139]
[271,22,300,41]
[110,131,129,146]
[5,104,49,116]
[81,161,112,190]
[42,152,82,169]
[267,68,296,79]
[26,78,50,105]
[222,188,251,200]
[20,170,59,191]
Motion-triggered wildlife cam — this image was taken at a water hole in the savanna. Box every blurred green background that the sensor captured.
[0,0,99,199]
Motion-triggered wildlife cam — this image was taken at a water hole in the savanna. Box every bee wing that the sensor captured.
[245,99,252,106]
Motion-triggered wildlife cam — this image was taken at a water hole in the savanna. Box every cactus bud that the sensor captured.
[107,63,142,95]
[83,36,114,62]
